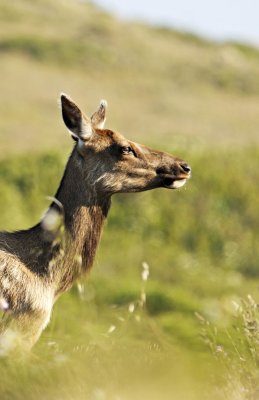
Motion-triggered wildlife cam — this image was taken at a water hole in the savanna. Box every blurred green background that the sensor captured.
[0,1,259,399]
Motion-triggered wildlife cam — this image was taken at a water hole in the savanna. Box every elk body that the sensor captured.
[0,95,191,351]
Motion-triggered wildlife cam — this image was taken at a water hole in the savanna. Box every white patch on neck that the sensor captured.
[78,138,86,150]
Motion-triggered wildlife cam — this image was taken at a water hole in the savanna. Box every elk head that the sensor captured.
[60,94,191,195]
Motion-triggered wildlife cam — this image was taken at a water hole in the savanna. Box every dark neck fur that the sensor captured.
[0,148,111,295]
[48,148,112,293]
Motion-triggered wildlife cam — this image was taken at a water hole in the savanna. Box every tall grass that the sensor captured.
[1,147,258,280]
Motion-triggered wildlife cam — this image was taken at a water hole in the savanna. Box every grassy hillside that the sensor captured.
[0,148,259,399]
[0,0,259,156]
[1,1,259,399]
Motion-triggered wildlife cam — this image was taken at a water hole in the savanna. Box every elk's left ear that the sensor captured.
[60,94,93,140]
[91,100,107,129]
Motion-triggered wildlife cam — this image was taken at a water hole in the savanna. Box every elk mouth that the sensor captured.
[157,162,191,190]
[162,176,189,189]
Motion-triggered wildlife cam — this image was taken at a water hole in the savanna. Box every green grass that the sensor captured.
[0,147,258,398]
[0,148,258,349]
[1,0,259,157]
[1,0,259,398]
[1,147,258,281]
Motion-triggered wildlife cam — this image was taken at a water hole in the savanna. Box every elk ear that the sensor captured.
[91,100,107,129]
[60,94,92,140]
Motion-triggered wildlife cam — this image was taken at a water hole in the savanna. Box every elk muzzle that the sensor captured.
[157,160,191,189]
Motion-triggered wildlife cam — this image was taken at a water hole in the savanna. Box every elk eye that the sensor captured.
[120,146,134,155]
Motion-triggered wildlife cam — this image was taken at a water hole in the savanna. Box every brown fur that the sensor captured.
[0,95,191,351]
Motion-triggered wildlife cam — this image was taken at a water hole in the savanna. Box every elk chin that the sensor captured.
[163,177,187,190]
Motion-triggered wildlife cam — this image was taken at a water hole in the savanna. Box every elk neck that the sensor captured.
[0,148,112,295]
[48,148,112,294]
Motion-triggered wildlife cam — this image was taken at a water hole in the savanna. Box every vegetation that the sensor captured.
[0,0,259,399]
[0,147,259,399]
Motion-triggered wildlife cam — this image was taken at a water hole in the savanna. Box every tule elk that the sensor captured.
[0,94,191,351]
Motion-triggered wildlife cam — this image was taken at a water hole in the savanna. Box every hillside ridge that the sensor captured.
[0,0,259,155]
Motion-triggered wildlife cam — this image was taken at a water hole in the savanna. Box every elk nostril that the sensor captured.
[180,163,191,174]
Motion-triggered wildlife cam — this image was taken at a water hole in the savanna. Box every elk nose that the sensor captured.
[179,162,191,174]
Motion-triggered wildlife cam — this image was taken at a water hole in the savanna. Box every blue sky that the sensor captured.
[93,0,259,45]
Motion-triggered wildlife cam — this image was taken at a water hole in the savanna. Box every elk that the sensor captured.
[0,94,191,352]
